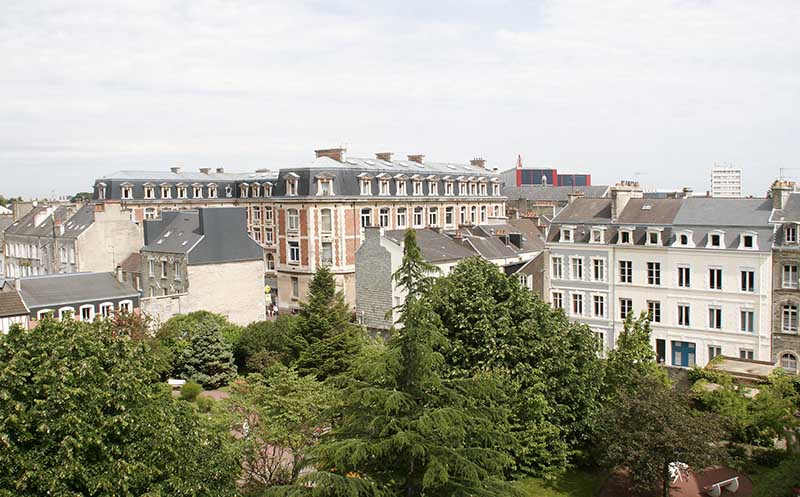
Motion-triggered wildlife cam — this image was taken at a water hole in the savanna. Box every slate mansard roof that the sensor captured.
[16,272,139,311]
[549,196,774,250]
[94,154,503,201]
[4,203,96,238]
[142,208,263,265]
[502,185,610,202]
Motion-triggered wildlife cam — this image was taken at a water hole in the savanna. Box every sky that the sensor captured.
[1,0,798,198]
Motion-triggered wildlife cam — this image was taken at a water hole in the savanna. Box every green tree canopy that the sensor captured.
[234,316,308,374]
[177,321,237,389]
[156,310,242,376]
[0,319,240,496]
[425,256,603,476]
[603,311,669,400]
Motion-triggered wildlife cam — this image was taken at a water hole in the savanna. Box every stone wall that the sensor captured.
[355,228,394,331]
[78,203,143,273]
[773,248,800,369]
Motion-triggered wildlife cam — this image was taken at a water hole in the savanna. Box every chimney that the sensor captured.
[610,180,643,220]
[14,278,21,291]
[216,167,225,174]
[170,166,181,174]
[567,191,585,204]
[315,148,346,162]
[771,180,795,210]
[407,154,425,164]
[470,157,487,169]
[681,186,693,199]
[375,152,393,162]
[116,265,124,283]
[199,168,210,174]
[54,219,65,236]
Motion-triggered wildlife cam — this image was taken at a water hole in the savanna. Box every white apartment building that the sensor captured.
[546,183,774,368]
[710,165,743,198]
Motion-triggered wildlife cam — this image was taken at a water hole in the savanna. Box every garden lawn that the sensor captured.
[517,470,606,497]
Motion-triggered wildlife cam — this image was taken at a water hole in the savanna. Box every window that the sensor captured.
[591,229,604,244]
[619,260,632,283]
[445,182,454,196]
[266,253,275,271]
[783,304,798,332]
[679,233,689,245]
[428,181,439,195]
[552,292,563,309]
[739,349,754,360]
[780,353,798,372]
[647,231,660,245]
[286,178,298,196]
[470,206,477,224]
[252,184,261,197]
[445,207,454,226]
[144,186,155,199]
[459,206,468,225]
[396,179,407,196]
[572,294,584,316]
[783,264,798,288]
[672,341,696,367]
[619,298,633,319]
[492,183,500,196]
[647,300,661,323]
[360,208,372,228]
[177,186,187,199]
[592,259,605,281]
[97,184,106,200]
[264,206,273,224]
[287,209,300,232]
[161,260,168,278]
[144,208,157,220]
[79,305,94,322]
[459,182,467,195]
[708,307,722,330]
[740,270,755,292]
[360,179,372,195]
[379,179,390,195]
[413,207,424,227]
[252,206,261,222]
[593,295,606,317]
[240,184,250,198]
[741,234,755,249]
[413,181,422,196]
[480,206,487,223]
[678,304,691,326]
[709,345,722,361]
[619,230,632,244]
[193,185,203,198]
[571,257,584,280]
[560,228,573,242]
[318,179,333,196]
[321,241,333,266]
[709,268,722,290]
[288,241,300,264]
[647,262,661,285]
[396,208,407,228]
[740,310,755,333]
[786,225,797,243]
[119,301,132,313]
[428,208,438,226]
[678,266,691,288]
[208,185,217,198]
[148,259,155,277]
[518,274,530,289]
[709,233,722,247]
[379,208,390,228]
[291,277,299,299]
[265,228,274,245]
[551,256,563,279]
[99,303,114,318]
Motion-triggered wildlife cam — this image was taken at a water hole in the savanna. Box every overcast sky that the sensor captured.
[1,0,798,198]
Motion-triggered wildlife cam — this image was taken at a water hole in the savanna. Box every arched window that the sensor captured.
[780,352,798,372]
[266,253,275,271]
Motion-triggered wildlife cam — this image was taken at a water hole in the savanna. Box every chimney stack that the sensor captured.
[315,148,346,162]
[771,180,796,210]
[567,191,585,204]
[216,167,225,174]
[407,154,425,164]
[375,152,393,162]
[170,166,181,174]
[199,168,210,175]
[470,157,487,169]
[610,180,643,220]
[681,186,693,199]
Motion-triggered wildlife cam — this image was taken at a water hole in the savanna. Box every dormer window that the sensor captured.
[590,228,605,244]
[396,178,407,196]
[160,184,172,199]
[445,181,454,196]
[413,180,423,196]
[379,177,390,195]
[240,184,249,198]
[252,184,261,197]
[492,183,500,196]
[193,184,203,198]
[707,231,725,248]
[263,183,272,196]
[359,175,372,196]
[479,182,487,196]
[207,184,218,198]
[680,234,689,245]
[786,224,797,243]
[561,226,575,243]
[459,181,467,195]
[646,229,662,246]
[286,174,299,196]
[97,182,107,200]
[619,229,633,244]
[739,232,757,250]
[176,185,187,199]
[316,176,334,196]
[121,183,133,200]
[470,183,477,196]
[225,185,233,197]
[428,179,438,196]
[143,184,155,199]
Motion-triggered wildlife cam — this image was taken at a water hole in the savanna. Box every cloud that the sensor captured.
[0,0,798,196]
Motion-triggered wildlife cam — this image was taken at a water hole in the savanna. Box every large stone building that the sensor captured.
[546,182,775,367]
[140,207,265,325]
[2,202,142,278]
[355,219,545,331]
[92,147,505,311]
[768,181,800,374]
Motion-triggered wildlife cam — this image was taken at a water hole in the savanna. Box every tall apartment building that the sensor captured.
[710,165,743,198]
[2,202,142,278]
[500,166,592,188]
[546,182,774,368]
[92,148,506,311]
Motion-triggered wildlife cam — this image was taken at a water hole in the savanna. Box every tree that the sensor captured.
[596,375,727,497]
[604,311,669,400]
[70,191,93,202]
[226,367,337,493]
[177,322,237,389]
[0,318,240,496]
[156,311,242,376]
[392,229,439,314]
[235,316,308,374]
[425,257,603,476]
[294,265,364,380]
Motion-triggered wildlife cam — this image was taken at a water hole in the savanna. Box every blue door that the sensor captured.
[671,341,696,367]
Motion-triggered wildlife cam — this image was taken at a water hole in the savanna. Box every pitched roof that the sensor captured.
[503,185,609,202]
[0,285,28,318]
[551,198,613,224]
[117,252,142,274]
[383,229,476,263]
[4,203,95,238]
[615,198,683,225]
[17,272,139,310]
[673,198,773,227]
[771,192,800,223]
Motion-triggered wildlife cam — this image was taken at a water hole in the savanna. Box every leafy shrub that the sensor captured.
[180,381,203,401]
[195,396,215,413]
[752,448,788,469]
